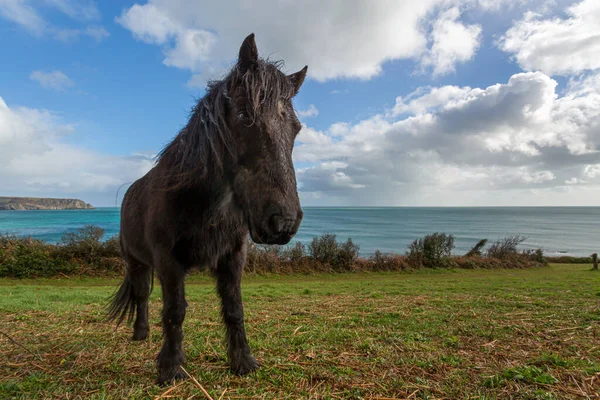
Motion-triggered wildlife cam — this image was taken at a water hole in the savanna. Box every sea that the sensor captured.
[0,207,598,257]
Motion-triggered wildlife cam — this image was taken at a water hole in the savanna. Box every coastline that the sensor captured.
[0,207,597,257]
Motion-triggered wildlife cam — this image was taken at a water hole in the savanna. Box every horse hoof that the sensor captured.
[156,369,187,386]
[232,355,259,376]
[132,330,148,341]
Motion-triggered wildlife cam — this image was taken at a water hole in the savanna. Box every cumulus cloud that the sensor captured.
[116,0,492,86]
[420,7,482,76]
[162,29,217,70]
[584,164,600,178]
[295,71,600,205]
[29,70,74,91]
[298,105,319,119]
[476,0,529,10]
[0,96,154,204]
[565,177,586,185]
[0,0,108,41]
[500,0,600,75]
[115,3,178,44]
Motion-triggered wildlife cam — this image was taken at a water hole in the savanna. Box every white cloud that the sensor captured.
[42,0,100,21]
[500,0,600,76]
[420,7,482,76]
[0,0,46,35]
[476,0,529,11]
[330,89,349,95]
[517,170,555,184]
[29,70,74,91]
[115,0,493,85]
[298,105,319,118]
[584,164,600,178]
[54,26,109,42]
[115,3,178,44]
[392,85,481,115]
[162,29,216,70]
[0,0,108,41]
[565,177,586,185]
[0,96,154,204]
[295,71,600,205]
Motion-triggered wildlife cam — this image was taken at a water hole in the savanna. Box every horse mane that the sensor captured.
[155,58,295,190]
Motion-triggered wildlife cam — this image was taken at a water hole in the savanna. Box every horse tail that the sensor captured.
[106,274,137,326]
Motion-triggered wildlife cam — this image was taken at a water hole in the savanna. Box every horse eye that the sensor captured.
[237,111,247,120]
[278,101,287,117]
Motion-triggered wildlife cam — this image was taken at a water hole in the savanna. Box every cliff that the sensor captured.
[0,197,94,210]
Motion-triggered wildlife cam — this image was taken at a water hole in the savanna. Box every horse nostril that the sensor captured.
[269,214,297,235]
[269,214,284,233]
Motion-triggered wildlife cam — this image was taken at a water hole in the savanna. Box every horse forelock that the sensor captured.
[154,58,293,190]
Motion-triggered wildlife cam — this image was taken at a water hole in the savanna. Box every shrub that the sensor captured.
[246,241,283,274]
[335,238,360,271]
[521,248,548,265]
[407,232,455,268]
[465,239,488,257]
[0,235,75,278]
[0,227,124,278]
[308,233,339,265]
[546,255,592,264]
[366,250,410,271]
[282,242,307,263]
[0,228,547,278]
[58,225,105,261]
[245,235,360,274]
[487,235,527,259]
[57,226,123,273]
[103,235,122,257]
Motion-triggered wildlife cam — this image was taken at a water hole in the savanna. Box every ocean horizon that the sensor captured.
[0,206,597,257]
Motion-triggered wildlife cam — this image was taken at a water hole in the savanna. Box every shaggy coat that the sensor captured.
[107,33,307,384]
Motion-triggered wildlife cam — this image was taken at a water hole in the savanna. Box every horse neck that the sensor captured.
[157,130,234,197]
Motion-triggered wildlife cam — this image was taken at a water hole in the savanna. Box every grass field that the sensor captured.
[1,264,599,399]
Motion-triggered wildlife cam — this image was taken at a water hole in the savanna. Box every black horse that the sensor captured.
[107,33,307,384]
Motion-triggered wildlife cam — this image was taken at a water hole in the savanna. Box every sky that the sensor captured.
[0,0,599,207]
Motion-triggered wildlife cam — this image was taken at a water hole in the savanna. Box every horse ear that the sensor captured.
[288,66,308,96]
[238,33,258,74]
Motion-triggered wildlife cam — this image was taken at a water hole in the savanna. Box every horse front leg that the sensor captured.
[215,245,259,375]
[156,260,187,385]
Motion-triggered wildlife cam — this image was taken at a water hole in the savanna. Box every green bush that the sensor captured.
[516,248,547,265]
[0,235,75,278]
[305,234,360,271]
[366,250,409,271]
[0,228,548,278]
[282,242,307,263]
[487,235,527,259]
[465,239,488,257]
[0,227,124,278]
[335,238,360,271]
[308,233,338,265]
[407,232,455,268]
[546,255,592,264]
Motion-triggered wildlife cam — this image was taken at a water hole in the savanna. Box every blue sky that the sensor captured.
[1,0,599,206]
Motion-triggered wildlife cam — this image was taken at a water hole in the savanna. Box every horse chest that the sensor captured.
[171,221,243,270]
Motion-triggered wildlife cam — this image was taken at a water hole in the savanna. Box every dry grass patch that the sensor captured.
[1,264,599,399]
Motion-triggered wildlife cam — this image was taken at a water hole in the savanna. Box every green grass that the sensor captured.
[1,264,599,399]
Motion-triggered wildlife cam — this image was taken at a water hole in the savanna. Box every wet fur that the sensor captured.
[107,34,307,385]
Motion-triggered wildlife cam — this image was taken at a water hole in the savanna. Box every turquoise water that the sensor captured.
[0,207,597,256]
